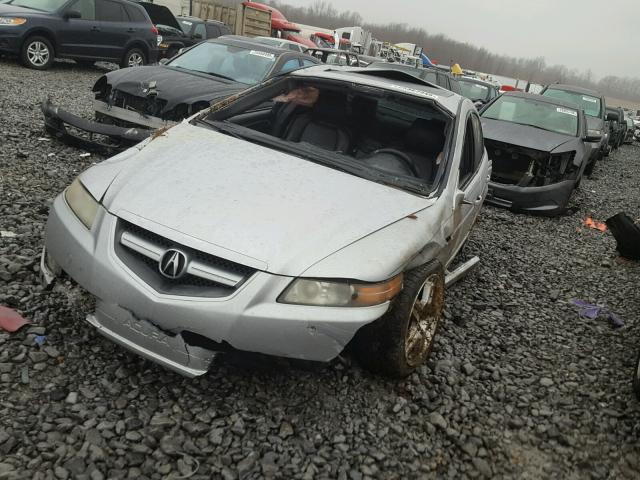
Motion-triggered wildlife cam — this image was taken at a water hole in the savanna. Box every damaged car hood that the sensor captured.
[481,118,575,152]
[99,66,245,115]
[96,123,431,276]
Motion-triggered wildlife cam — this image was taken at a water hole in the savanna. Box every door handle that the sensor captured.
[127,28,136,33]
[90,26,100,32]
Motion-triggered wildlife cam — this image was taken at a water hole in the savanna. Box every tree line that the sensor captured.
[269,0,640,103]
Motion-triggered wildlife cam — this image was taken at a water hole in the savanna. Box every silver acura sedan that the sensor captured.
[41,65,490,377]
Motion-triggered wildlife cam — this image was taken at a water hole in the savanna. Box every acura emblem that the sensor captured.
[159,249,187,279]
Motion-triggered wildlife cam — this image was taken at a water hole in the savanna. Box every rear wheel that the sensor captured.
[353,261,445,377]
[121,47,146,68]
[21,36,54,70]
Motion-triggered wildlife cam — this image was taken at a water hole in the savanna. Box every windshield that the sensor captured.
[459,79,492,102]
[197,80,451,196]
[168,43,277,84]
[2,0,68,11]
[482,96,579,136]
[542,88,602,118]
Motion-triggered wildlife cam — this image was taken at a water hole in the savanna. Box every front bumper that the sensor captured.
[42,195,388,376]
[485,179,575,216]
[0,30,23,54]
[41,99,151,155]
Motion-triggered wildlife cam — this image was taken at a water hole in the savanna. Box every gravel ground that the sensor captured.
[1,57,639,480]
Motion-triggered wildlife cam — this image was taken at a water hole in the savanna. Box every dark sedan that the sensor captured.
[481,92,601,216]
[42,35,320,153]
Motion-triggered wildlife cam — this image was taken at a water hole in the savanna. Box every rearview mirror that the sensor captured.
[64,10,82,19]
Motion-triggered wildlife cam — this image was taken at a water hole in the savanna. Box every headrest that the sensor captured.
[313,93,347,119]
[405,119,445,154]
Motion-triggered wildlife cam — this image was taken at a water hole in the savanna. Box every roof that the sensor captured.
[544,83,602,98]
[459,77,498,89]
[176,15,226,25]
[212,35,290,54]
[290,66,462,115]
[501,91,585,111]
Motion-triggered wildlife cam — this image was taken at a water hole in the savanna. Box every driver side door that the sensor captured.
[450,111,490,257]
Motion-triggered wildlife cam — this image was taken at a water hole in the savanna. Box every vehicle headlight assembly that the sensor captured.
[0,17,27,26]
[587,129,602,137]
[279,274,403,307]
[64,178,99,229]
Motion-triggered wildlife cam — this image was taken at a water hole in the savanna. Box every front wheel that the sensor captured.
[121,48,146,68]
[633,349,640,400]
[21,36,54,70]
[353,261,445,377]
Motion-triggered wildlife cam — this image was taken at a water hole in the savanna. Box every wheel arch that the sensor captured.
[23,28,58,55]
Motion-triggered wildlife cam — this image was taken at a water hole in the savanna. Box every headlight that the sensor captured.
[156,35,163,46]
[0,17,27,26]
[279,274,403,307]
[587,129,602,137]
[159,42,169,49]
[64,178,99,229]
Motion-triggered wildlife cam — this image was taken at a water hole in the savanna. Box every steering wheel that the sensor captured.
[372,148,420,177]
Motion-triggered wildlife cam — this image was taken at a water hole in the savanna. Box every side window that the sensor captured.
[193,23,206,39]
[301,58,316,67]
[279,58,301,73]
[470,114,484,169]
[124,4,146,23]
[205,24,220,38]
[96,0,126,22]
[449,79,461,94]
[287,43,300,51]
[459,117,476,186]
[69,0,95,20]
[436,73,448,89]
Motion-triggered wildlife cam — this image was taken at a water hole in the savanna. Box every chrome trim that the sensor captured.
[119,231,243,287]
[120,231,163,261]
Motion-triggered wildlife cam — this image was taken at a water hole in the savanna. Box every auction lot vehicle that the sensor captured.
[458,77,499,108]
[366,61,462,94]
[41,66,489,377]
[305,47,360,66]
[540,84,607,175]
[0,0,159,69]
[252,35,307,53]
[481,91,598,216]
[42,36,320,153]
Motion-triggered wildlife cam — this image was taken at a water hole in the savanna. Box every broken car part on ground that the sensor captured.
[41,66,489,378]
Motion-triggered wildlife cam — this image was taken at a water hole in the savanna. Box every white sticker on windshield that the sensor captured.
[390,84,438,99]
[181,21,193,26]
[249,50,276,60]
[582,96,597,103]
[557,107,577,116]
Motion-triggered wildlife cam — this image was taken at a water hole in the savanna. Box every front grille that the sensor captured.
[109,89,167,118]
[114,220,256,298]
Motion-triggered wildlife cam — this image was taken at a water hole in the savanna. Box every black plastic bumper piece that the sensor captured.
[485,179,575,216]
[41,99,152,155]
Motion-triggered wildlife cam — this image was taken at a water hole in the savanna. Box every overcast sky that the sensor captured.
[284,0,638,79]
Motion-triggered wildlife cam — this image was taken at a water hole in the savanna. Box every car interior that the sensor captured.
[207,79,451,187]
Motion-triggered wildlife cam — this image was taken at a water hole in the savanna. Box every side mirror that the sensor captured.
[64,10,82,19]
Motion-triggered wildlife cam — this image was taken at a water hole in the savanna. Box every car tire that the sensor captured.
[121,48,146,68]
[21,36,54,70]
[353,260,445,377]
[634,349,640,401]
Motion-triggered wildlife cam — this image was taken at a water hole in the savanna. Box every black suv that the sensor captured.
[0,0,159,69]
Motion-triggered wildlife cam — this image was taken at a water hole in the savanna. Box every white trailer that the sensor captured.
[335,26,373,55]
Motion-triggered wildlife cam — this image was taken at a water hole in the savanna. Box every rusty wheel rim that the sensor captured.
[404,274,443,367]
